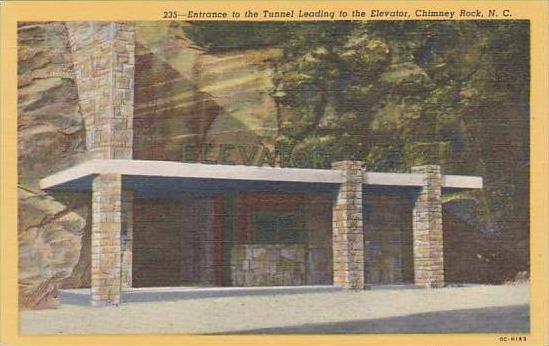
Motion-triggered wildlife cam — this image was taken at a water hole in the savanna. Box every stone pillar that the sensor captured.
[66,22,135,303]
[66,22,135,159]
[121,190,133,290]
[411,165,444,288]
[332,161,365,290]
[91,174,122,306]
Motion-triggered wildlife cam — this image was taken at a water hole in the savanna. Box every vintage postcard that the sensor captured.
[1,1,547,345]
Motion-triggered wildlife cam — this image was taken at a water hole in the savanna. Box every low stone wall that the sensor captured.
[231,244,305,286]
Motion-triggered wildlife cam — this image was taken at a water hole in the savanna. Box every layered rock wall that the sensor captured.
[133,22,280,162]
[17,22,89,309]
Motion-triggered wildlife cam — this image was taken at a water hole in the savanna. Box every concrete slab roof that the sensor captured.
[40,159,482,193]
[443,174,483,189]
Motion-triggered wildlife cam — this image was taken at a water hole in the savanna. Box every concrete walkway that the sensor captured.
[20,284,529,335]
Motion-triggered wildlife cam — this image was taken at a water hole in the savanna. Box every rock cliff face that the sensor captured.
[17,22,90,308]
[18,189,88,309]
[133,22,280,162]
[18,23,88,185]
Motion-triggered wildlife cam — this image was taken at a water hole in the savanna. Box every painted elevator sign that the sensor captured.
[181,143,329,168]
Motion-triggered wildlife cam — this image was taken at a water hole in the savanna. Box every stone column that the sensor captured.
[66,22,135,304]
[332,161,365,290]
[66,22,135,160]
[91,174,122,306]
[411,165,444,288]
[121,190,133,290]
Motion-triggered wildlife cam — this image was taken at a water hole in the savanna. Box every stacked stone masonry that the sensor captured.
[231,244,306,286]
[411,165,445,288]
[66,22,135,160]
[332,161,365,290]
[91,174,122,306]
[120,190,133,290]
[67,22,136,305]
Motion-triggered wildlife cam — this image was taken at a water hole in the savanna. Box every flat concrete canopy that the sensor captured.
[40,159,482,195]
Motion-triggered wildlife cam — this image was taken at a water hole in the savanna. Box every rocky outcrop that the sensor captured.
[18,188,88,309]
[133,22,280,162]
[17,22,89,309]
[18,23,88,186]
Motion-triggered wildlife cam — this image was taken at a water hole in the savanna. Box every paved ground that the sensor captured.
[20,284,529,335]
